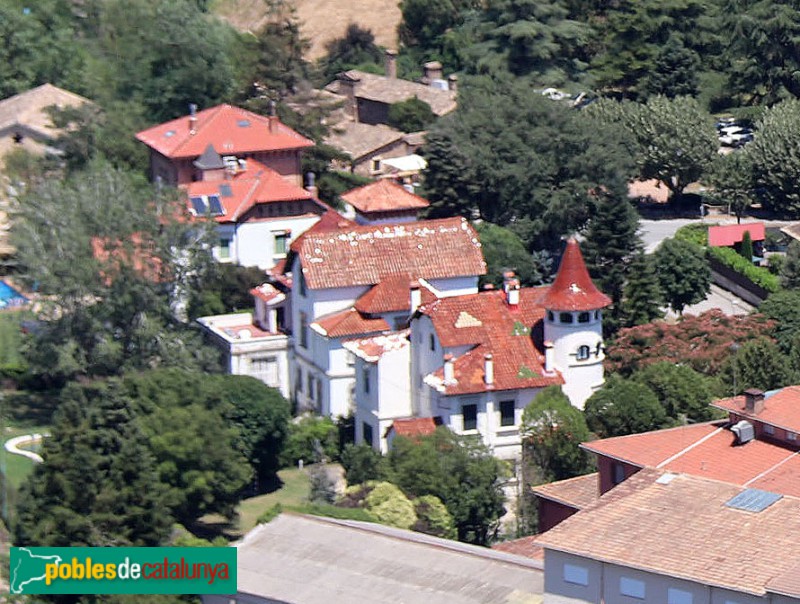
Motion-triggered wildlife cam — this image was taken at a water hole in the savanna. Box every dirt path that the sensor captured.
[215,0,401,60]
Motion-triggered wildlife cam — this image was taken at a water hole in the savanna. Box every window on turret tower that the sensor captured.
[560,312,573,324]
[578,312,590,323]
[577,345,590,361]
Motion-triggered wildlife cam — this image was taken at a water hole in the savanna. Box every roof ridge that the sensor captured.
[172,104,222,156]
[655,426,726,468]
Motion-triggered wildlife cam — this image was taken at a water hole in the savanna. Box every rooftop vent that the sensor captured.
[731,420,755,445]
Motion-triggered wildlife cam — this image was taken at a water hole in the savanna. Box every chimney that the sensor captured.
[484,354,494,386]
[410,282,421,315]
[385,49,398,79]
[305,172,318,198]
[339,73,361,121]
[268,100,278,134]
[444,354,454,383]
[448,74,458,93]
[502,270,515,294]
[544,341,555,373]
[188,103,198,135]
[423,61,443,82]
[744,388,765,414]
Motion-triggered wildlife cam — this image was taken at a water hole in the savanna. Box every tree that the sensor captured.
[644,35,701,98]
[706,151,755,223]
[387,98,436,133]
[632,362,717,421]
[584,376,668,438]
[606,309,775,377]
[320,23,383,83]
[622,251,663,327]
[721,337,792,394]
[340,443,388,485]
[781,241,800,289]
[389,427,506,545]
[520,386,594,482]
[590,96,719,202]
[475,222,551,287]
[581,193,643,326]
[746,100,800,217]
[759,290,800,352]
[280,416,340,467]
[653,238,711,314]
[423,76,633,250]
[10,161,219,385]
[399,0,480,56]
[15,380,173,547]
[189,264,272,320]
[121,370,255,524]
[740,230,754,261]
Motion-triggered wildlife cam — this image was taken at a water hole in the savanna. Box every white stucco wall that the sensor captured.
[233,214,320,269]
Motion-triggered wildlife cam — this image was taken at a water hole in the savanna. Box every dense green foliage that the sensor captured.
[189,264,271,320]
[653,238,711,313]
[760,290,800,352]
[632,362,717,421]
[389,427,506,545]
[280,416,340,467]
[708,246,780,292]
[781,241,800,289]
[584,376,669,438]
[475,222,551,287]
[320,23,383,83]
[387,98,437,132]
[621,252,663,327]
[521,387,594,482]
[720,337,793,395]
[340,443,388,484]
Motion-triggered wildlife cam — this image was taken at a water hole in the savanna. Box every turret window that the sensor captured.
[577,345,590,361]
[560,312,573,324]
[578,312,590,323]
[547,311,555,322]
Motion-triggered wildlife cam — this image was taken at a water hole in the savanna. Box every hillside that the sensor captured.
[214,0,402,60]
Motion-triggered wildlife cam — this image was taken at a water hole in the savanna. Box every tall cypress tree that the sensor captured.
[622,251,663,327]
[582,192,643,329]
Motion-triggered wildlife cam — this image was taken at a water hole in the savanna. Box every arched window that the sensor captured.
[594,310,600,320]
[576,345,590,361]
[560,312,573,324]
[547,311,555,322]
[578,312,590,323]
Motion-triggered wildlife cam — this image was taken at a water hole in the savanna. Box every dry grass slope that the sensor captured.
[214,0,401,60]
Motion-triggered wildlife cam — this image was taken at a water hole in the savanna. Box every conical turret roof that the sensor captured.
[538,239,611,311]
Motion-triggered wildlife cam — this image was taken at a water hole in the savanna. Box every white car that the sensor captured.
[719,126,753,147]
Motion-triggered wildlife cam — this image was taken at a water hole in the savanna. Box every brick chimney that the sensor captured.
[744,388,765,414]
[268,100,278,133]
[484,354,494,386]
[444,353,454,383]
[503,271,520,307]
[423,61,443,82]
[448,74,458,93]
[385,49,398,79]
[188,103,198,135]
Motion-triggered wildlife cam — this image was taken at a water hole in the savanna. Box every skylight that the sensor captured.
[725,488,782,513]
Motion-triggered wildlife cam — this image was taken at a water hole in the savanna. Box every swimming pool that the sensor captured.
[0,280,28,309]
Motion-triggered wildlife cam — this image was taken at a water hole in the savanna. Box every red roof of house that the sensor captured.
[708,222,765,247]
[340,180,430,214]
[537,239,611,311]
[712,387,800,433]
[135,104,314,159]
[91,234,167,283]
[295,217,486,290]
[312,307,390,338]
[531,473,600,509]
[185,160,312,223]
[420,288,564,395]
[583,420,800,496]
[250,283,284,304]
[353,275,438,315]
[491,536,545,561]
[388,417,437,439]
[288,209,356,254]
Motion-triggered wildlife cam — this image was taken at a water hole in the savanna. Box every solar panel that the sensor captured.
[725,488,782,513]
[219,183,233,198]
[208,195,224,216]
[190,196,207,215]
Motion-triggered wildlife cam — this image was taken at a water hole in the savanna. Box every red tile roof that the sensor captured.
[491,536,545,561]
[708,222,765,247]
[296,217,486,290]
[312,307,390,338]
[388,417,437,439]
[136,104,313,159]
[343,330,410,363]
[340,180,430,214]
[767,562,800,597]
[250,283,284,304]
[288,209,356,254]
[353,275,438,314]
[420,288,563,395]
[91,234,167,283]
[537,470,800,597]
[712,386,800,434]
[537,239,611,311]
[185,160,312,223]
[531,473,599,510]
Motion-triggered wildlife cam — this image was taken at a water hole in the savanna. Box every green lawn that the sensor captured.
[236,468,310,534]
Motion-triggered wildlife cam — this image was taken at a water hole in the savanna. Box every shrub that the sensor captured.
[370,496,417,529]
[708,246,780,292]
[674,223,711,247]
[365,482,406,508]
[413,495,456,539]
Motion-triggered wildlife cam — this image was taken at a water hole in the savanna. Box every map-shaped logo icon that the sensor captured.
[10,547,62,594]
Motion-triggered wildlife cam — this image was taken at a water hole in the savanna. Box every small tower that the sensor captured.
[539,239,611,408]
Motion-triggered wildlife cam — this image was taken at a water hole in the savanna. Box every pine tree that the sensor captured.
[582,192,643,327]
[740,230,754,261]
[622,251,663,327]
[782,240,800,289]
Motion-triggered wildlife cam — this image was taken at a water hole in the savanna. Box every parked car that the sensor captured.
[719,125,753,147]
